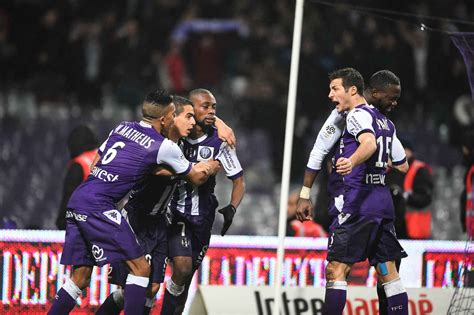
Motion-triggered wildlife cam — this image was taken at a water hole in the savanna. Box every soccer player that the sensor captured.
[161,89,245,315]
[48,90,220,315]
[95,96,203,315]
[297,68,409,315]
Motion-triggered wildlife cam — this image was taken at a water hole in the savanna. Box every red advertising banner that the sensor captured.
[0,230,471,314]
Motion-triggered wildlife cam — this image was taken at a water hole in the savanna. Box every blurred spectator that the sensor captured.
[450,95,474,147]
[387,139,434,239]
[460,130,474,238]
[55,125,98,229]
[286,191,327,237]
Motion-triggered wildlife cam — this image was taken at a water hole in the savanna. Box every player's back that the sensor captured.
[125,174,178,217]
[337,104,396,218]
[68,121,166,213]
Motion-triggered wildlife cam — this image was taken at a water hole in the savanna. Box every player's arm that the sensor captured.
[336,110,377,175]
[91,130,113,169]
[296,109,344,221]
[185,160,220,186]
[216,143,245,235]
[215,116,236,147]
[157,139,219,186]
[90,152,100,170]
[390,130,409,173]
[336,132,376,175]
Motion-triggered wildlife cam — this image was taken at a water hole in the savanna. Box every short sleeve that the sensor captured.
[306,109,345,171]
[156,139,192,175]
[391,129,407,165]
[346,108,374,140]
[216,143,243,179]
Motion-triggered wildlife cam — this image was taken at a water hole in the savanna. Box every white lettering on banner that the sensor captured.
[190,286,457,315]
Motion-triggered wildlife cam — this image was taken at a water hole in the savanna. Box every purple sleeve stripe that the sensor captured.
[392,157,407,166]
[306,166,319,173]
[228,170,243,180]
[356,129,374,139]
[177,163,192,176]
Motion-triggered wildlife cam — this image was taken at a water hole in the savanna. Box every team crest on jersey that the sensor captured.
[103,210,122,225]
[197,146,214,161]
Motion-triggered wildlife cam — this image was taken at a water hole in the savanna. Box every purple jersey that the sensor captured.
[67,121,191,213]
[169,128,243,226]
[336,104,400,218]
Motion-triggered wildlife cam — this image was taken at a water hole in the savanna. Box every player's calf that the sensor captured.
[123,257,151,315]
[377,262,408,315]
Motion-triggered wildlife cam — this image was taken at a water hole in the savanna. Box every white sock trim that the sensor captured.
[126,274,149,288]
[145,297,154,308]
[63,278,82,300]
[383,278,406,297]
[112,289,124,309]
[166,278,185,296]
[326,280,347,290]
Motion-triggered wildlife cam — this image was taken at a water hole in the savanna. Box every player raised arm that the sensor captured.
[296,109,344,221]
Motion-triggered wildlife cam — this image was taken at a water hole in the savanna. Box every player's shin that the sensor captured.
[322,281,347,315]
[160,278,185,315]
[95,289,124,315]
[382,278,408,315]
[47,278,82,315]
[124,274,150,315]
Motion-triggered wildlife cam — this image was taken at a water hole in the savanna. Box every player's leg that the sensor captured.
[123,256,151,314]
[161,256,193,315]
[377,258,401,315]
[161,221,193,315]
[372,219,408,315]
[95,261,127,315]
[172,227,211,315]
[324,214,381,315]
[48,265,93,315]
[48,215,94,315]
[323,261,352,315]
[376,261,408,315]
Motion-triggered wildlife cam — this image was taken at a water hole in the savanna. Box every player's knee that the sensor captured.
[127,256,151,277]
[174,262,193,280]
[325,261,349,281]
[71,267,92,289]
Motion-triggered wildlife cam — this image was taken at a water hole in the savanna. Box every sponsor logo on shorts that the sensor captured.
[65,211,88,222]
[92,244,106,262]
[196,245,209,266]
[103,210,122,225]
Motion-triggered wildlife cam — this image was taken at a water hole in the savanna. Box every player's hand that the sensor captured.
[218,205,236,236]
[207,160,221,176]
[336,157,353,175]
[215,118,236,148]
[296,198,313,221]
